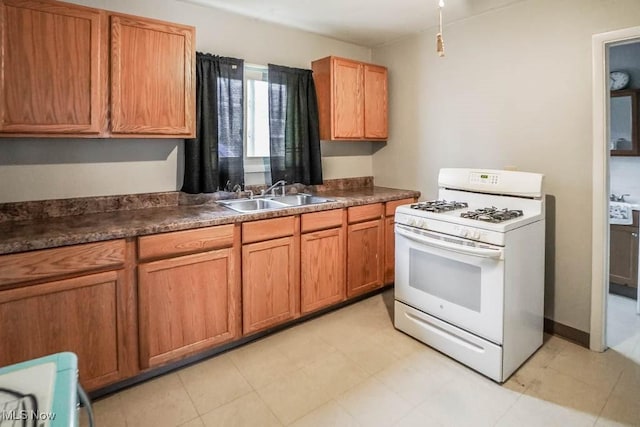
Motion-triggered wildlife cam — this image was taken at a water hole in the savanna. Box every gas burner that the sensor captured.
[410,200,469,213]
[461,207,524,223]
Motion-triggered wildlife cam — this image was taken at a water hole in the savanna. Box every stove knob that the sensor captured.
[473,231,481,240]
[419,220,427,229]
[459,229,468,238]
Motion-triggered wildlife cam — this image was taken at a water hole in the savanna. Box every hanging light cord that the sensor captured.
[436,0,445,57]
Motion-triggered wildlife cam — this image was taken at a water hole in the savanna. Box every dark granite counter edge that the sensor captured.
[0,187,419,255]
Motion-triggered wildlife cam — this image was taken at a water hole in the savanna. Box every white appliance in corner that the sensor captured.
[393,168,545,382]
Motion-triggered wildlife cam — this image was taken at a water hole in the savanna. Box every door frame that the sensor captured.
[590,26,640,352]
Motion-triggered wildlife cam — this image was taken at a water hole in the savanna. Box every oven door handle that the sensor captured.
[395,226,504,259]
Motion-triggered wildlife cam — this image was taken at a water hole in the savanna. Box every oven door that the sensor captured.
[395,224,505,344]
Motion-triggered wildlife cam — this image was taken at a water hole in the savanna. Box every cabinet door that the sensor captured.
[333,58,363,139]
[138,248,240,368]
[0,271,126,390]
[610,226,639,287]
[0,0,106,135]
[301,227,346,314]
[363,64,388,139]
[347,218,384,297]
[110,14,195,136]
[243,236,299,334]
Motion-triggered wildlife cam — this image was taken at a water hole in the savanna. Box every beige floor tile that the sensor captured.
[337,333,400,375]
[596,392,640,427]
[177,354,253,415]
[229,337,299,389]
[546,341,626,392]
[504,336,568,392]
[289,400,360,427]
[610,360,640,397]
[496,394,597,427]
[256,367,331,425]
[337,377,412,427]
[524,368,610,416]
[179,417,205,427]
[369,328,429,360]
[301,351,370,398]
[393,407,447,427]
[80,394,126,427]
[413,371,519,427]
[266,325,338,368]
[200,392,282,427]
[374,352,459,406]
[118,373,199,427]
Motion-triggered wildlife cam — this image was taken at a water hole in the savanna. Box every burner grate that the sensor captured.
[410,200,468,213]
[460,207,523,223]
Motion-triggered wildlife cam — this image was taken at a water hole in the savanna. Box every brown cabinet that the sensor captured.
[0,0,107,135]
[312,56,388,141]
[242,217,300,335]
[0,0,195,138]
[300,209,346,314]
[346,204,384,297]
[137,225,240,369]
[0,240,137,391]
[110,14,195,137]
[384,198,416,284]
[610,89,639,156]
[610,211,639,289]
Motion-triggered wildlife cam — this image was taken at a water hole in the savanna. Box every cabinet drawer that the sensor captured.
[138,224,235,260]
[242,216,297,244]
[348,203,383,224]
[301,209,344,233]
[385,198,415,216]
[0,240,125,288]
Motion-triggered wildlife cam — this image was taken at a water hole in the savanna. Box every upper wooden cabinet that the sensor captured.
[0,0,107,135]
[110,14,194,137]
[0,0,195,138]
[312,56,388,141]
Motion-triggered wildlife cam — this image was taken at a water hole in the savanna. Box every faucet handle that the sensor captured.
[620,194,631,202]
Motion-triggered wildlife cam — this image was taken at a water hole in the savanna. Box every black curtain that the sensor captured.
[268,64,323,185]
[182,53,244,193]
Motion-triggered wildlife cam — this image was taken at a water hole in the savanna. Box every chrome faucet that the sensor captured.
[610,193,630,202]
[261,180,286,197]
[232,183,253,199]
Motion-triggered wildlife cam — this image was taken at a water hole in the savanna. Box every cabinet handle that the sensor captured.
[633,233,638,238]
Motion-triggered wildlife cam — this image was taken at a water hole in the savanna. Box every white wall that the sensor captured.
[0,0,372,203]
[371,0,640,333]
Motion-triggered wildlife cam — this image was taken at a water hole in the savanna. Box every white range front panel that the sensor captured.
[394,224,505,344]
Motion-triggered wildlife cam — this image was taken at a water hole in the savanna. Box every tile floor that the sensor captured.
[83,290,640,427]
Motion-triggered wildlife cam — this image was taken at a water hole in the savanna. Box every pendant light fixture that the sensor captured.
[436,0,445,57]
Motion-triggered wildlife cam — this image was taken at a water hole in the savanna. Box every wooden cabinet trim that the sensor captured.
[242,216,296,244]
[348,203,383,224]
[301,209,344,233]
[0,240,125,288]
[138,224,235,260]
[385,198,416,216]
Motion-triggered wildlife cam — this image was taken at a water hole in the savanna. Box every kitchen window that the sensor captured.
[244,64,270,183]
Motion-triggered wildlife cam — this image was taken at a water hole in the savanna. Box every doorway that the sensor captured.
[591,26,640,352]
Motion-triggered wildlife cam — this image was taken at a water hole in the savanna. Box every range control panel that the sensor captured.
[469,172,499,185]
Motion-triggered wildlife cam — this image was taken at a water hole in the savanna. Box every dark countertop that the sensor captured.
[0,187,419,255]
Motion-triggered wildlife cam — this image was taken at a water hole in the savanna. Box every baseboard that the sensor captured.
[543,317,590,348]
[609,283,638,299]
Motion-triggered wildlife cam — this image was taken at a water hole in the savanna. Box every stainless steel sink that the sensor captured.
[271,194,335,206]
[218,193,335,212]
[218,198,289,213]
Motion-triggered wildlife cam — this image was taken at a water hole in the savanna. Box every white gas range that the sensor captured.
[394,168,545,383]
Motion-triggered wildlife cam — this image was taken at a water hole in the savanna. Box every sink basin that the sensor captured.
[610,201,633,225]
[218,193,335,213]
[270,194,335,206]
[218,198,289,213]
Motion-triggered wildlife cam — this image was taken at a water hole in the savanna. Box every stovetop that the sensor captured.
[410,200,524,224]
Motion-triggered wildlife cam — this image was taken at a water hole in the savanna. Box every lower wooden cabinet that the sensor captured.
[610,219,639,289]
[300,210,346,314]
[347,204,384,297]
[242,217,300,335]
[138,248,240,369]
[137,224,240,369]
[0,270,128,390]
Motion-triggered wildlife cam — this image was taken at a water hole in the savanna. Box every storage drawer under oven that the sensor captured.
[394,300,504,382]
